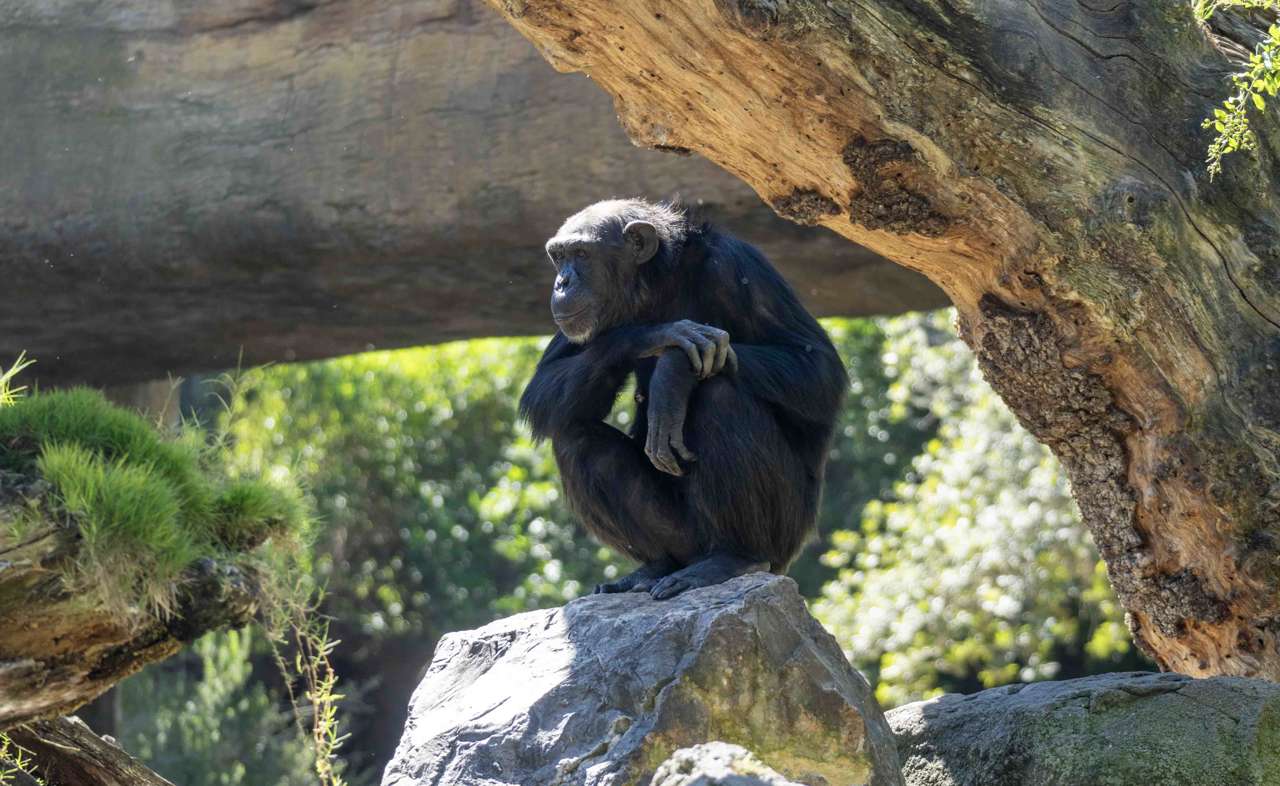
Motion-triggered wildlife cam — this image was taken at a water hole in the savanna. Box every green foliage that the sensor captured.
[792,319,932,593]
[221,338,616,641]
[117,631,321,786]
[207,318,1142,769]
[0,387,310,615]
[812,312,1142,708]
[1197,0,1280,177]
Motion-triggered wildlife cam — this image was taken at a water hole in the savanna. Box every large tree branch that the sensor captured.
[484,0,1280,677]
[6,717,176,786]
[0,520,258,730]
[0,0,943,390]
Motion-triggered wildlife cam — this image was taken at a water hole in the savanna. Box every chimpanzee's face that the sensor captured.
[545,231,615,343]
[544,207,659,343]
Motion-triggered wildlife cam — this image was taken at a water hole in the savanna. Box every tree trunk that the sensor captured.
[6,717,176,786]
[0,517,259,729]
[482,0,1280,678]
[0,0,944,390]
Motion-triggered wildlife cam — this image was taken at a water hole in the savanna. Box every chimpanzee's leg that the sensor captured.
[648,375,817,599]
[552,421,702,591]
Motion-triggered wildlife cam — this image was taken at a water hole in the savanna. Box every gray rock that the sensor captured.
[887,671,1280,786]
[650,743,803,786]
[383,573,903,786]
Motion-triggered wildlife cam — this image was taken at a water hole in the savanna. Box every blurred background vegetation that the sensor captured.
[105,309,1148,782]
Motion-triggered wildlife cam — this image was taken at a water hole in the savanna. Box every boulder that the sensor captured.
[0,0,943,388]
[887,672,1280,786]
[382,574,903,786]
[650,743,803,786]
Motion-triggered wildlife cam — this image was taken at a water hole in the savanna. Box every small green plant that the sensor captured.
[0,352,35,407]
[0,734,41,785]
[1197,0,1280,177]
[266,598,350,786]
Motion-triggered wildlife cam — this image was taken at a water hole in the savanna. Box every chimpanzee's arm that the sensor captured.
[643,349,701,476]
[519,325,720,440]
[518,332,634,440]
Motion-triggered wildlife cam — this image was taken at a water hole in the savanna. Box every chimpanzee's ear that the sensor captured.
[623,220,660,265]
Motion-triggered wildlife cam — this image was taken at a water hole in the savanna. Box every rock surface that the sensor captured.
[887,672,1280,786]
[0,0,942,389]
[651,743,803,786]
[382,573,902,786]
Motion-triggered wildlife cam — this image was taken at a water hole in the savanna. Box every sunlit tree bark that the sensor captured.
[484,0,1280,678]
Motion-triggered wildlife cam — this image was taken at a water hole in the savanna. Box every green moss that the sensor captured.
[1257,698,1280,786]
[0,388,310,616]
[214,479,308,551]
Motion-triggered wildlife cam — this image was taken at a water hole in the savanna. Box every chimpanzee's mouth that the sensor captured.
[552,309,588,323]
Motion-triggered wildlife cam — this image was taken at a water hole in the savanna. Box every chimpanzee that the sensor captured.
[519,199,847,599]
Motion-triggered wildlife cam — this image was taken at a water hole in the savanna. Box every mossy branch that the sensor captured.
[0,367,313,730]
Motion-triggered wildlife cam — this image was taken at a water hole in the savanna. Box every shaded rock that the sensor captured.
[651,743,803,786]
[0,0,943,389]
[382,574,903,786]
[887,672,1280,786]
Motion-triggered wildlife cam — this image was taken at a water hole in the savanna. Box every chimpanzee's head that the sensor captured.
[544,199,685,343]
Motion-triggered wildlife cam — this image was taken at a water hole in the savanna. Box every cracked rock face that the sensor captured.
[888,672,1280,786]
[381,574,903,786]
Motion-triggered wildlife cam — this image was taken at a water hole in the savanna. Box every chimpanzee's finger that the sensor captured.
[696,336,716,379]
[672,434,697,463]
[711,331,730,374]
[725,346,739,375]
[656,444,683,476]
[646,424,680,476]
[677,338,703,375]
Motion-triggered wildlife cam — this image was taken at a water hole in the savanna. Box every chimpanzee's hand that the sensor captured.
[643,320,738,380]
[644,349,699,476]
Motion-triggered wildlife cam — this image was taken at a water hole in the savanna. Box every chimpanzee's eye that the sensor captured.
[574,248,588,260]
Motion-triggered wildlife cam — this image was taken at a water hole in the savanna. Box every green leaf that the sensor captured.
[1253,92,1266,110]
[1215,121,1227,132]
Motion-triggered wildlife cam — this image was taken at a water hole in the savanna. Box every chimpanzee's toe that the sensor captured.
[647,551,769,601]
[649,575,691,600]
[598,557,680,596]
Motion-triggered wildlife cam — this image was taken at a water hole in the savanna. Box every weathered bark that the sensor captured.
[0,0,943,390]
[0,516,258,729]
[484,0,1280,678]
[6,717,176,786]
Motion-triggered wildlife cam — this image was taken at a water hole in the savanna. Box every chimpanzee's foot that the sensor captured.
[594,557,680,594]
[649,551,768,600]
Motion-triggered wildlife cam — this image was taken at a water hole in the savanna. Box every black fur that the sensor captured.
[519,200,847,597]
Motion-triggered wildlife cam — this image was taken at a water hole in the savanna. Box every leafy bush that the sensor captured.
[1196,0,1280,176]
[117,631,320,786]
[813,312,1144,707]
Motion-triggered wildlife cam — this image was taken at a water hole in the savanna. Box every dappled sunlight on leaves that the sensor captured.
[812,311,1142,708]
